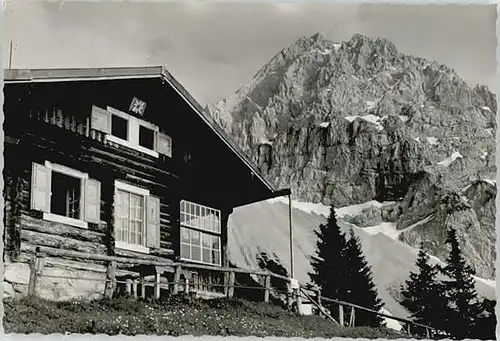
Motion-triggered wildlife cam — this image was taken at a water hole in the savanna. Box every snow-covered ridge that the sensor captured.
[266,197,392,219]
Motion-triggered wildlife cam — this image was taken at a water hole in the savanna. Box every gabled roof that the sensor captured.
[4,66,290,202]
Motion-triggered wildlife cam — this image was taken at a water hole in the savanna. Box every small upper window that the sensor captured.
[111,114,128,140]
[139,125,155,150]
[91,106,172,159]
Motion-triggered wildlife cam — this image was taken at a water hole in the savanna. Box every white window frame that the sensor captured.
[114,180,150,254]
[106,106,160,158]
[180,200,222,266]
[43,161,89,229]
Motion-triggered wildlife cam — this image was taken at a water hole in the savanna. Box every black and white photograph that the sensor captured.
[2,1,497,339]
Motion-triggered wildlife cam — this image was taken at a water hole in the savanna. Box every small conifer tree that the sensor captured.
[343,229,385,327]
[308,205,348,320]
[440,228,483,339]
[400,244,447,335]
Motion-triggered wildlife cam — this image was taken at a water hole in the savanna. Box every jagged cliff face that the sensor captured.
[207,33,497,279]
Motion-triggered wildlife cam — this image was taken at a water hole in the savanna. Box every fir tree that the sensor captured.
[440,227,483,339]
[471,298,496,340]
[343,229,385,327]
[308,205,348,320]
[400,244,447,335]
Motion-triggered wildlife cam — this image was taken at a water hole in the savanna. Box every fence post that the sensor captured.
[140,279,146,299]
[28,252,45,297]
[104,261,116,299]
[263,275,271,303]
[132,280,138,299]
[315,287,322,309]
[349,306,356,327]
[184,278,190,294]
[172,265,181,295]
[154,273,161,300]
[227,271,235,299]
[126,279,132,295]
[287,281,293,308]
[295,286,302,314]
[223,271,229,296]
[288,278,299,309]
[338,304,345,327]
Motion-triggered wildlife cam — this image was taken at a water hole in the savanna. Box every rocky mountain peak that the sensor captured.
[207,33,497,279]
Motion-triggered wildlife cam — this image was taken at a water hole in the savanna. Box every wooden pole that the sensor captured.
[132,280,138,299]
[126,279,132,295]
[263,275,271,303]
[172,265,181,295]
[338,304,345,327]
[227,271,235,298]
[140,279,146,299]
[295,286,302,314]
[8,40,13,69]
[288,193,294,279]
[28,257,37,296]
[104,261,116,299]
[349,306,356,327]
[28,252,45,297]
[316,288,322,307]
[154,273,161,299]
[184,278,189,294]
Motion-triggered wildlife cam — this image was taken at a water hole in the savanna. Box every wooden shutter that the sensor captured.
[146,195,161,249]
[30,163,52,212]
[155,132,172,157]
[91,105,112,134]
[84,178,101,224]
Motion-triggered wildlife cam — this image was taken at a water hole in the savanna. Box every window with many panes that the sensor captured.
[180,200,221,266]
[116,190,145,246]
[114,180,162,254]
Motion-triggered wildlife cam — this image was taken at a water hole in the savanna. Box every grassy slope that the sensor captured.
[4,296,411,338]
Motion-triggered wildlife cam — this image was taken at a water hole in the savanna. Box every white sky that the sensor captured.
[4,2,497,106]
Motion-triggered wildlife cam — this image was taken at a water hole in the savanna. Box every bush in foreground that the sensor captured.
[4,295,411,338]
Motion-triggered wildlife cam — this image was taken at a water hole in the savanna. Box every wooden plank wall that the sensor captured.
[4,104,179,276]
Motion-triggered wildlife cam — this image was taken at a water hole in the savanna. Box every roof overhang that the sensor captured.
[4,66,164,83]
[4,66,289,205]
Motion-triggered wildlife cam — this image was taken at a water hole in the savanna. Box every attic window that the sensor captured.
[139,125,155,150]
[90,106,173,158]
[111,115,128,140]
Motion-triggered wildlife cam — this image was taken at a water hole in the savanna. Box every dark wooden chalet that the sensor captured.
[3,66,290,299]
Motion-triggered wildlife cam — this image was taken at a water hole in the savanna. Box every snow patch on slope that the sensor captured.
[344,114,384,131]
[381,308,403,331]
[437,151,463,167]
[362,222,399,241]
[426,137,439,145]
